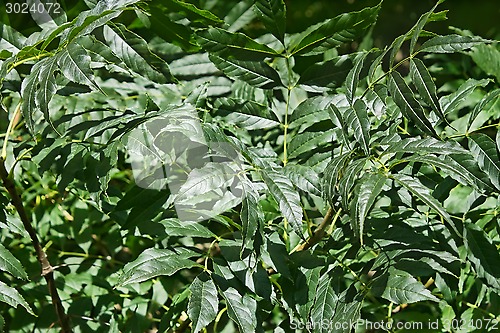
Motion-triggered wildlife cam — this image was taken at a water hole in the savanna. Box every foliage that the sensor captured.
[0,0,500,332]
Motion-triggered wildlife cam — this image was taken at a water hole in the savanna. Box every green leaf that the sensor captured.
[0,244,28,281]
[372,267,439,304]
[283,164,321,196]
[391,173,458,234]
[197,27,280,60]
[408,1,443,54]
[117,248,199,286]
[469,44,500,83]
[149,4,200,52]
[289,95,335,130]
[208,54,281,89]
[161,0,223,25]
[36,57,59,124]
[384,137,467,155]
[388,71,436,136]
[439,78,490,115]
[261,169,303,233]
[64,0,141,42]
[353,173,386,244]
[170,54,218,76]
[0,23,26,52]
[298,54,354,89]
[419,35,490,53]
[57,41,100,91]
[338,158,367,209]
[467,88,500,131]
[21,62,43,133]
[323,151,353,203]
[240,178,264,251]
[410,58,443,120]
[0,281,34,315]
[449,153,495,193]
[188,273,219,333]
[220,288,257,333]
[346,99,370,155]
[464,222,500,292]
[345,52,367,104]
[328,104,350,147]
[159,218,215,238]
[289,4,380,56]
[468,133,500,191]
[406,154,491,192]
[310,274,338,333]
[287,130,336,159]
[215,97,279,130]
[102,24,172,84]
[253,0,287,42]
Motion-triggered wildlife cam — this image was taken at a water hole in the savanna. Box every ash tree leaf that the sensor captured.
[298,54,354,89]
[289,4,380,56]
[470,44,500,83]
[57,41,101,92]
[464,222,500,292]
[261,169,303,234]
[346,99,370,155]
[161,0,223,25]
[352,172,386,244]
[221,287,257,333]
[197,27,280,60]
[406,154,491,192]
[384,137,468,155]
[208,54,281,89]
[283,164,321,196]
[328,104,350,147]
[338,158,368,209]
[21,62,43,134]
[36,56,59,124]
[323,151,353,203]
[391,173,459,235]
[117,248,200,286]
[287,130,336,159]
[449,153,495,193]
[310,274,338,333]
[388,71,437,136]
[0,281,34,315]
[467,88,500,131]
[468,133,500,191]
[418,34,490,53]
[289,95,335,129]
[215,97,279,130]
[188,273,219,333]
[149,4,200,52]
[102,24,172,84]
[64,0,142,42]
[159,218,215,238]
[253,0,287,42]
[0,23,26,52]
[0,243,28,280]
[345,52,367,104]
[240,177,264,252]
[372,267,439,304]
[439,78,490,116]
[409,1,442,54]
[410,58,443,120]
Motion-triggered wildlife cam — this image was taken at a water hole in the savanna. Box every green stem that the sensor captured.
[1,102,21,160]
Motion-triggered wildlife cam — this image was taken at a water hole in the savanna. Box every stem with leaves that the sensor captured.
[0,115,72,332]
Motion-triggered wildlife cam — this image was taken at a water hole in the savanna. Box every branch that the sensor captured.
[0,158,73,333]
[292,206,340,253]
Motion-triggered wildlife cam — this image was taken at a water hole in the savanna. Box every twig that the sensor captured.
[0,158,73,332]
[292,206,338,253]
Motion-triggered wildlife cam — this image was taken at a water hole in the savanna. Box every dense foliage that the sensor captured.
[1,0,500,332]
